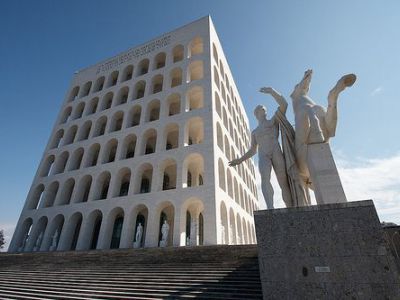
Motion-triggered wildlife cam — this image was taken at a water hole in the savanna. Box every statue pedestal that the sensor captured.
[307,143,347,204]
[254,200,400,299]
[133,241,141,249]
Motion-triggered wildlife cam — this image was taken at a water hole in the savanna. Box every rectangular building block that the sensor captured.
[255,200,400,299]
[307,143,347,204]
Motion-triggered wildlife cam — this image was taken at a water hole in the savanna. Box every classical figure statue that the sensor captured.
[290,69,356,189]
[34,232,43,252]
[229,87,294,209]
[221,224,226,244]
[135,223,143,245]
[50,229,59,251]
[160,220,169,247]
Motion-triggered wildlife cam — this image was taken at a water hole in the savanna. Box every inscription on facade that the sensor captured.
[96,35,171,74]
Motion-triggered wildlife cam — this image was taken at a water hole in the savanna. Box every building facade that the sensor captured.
[9,16,259,253]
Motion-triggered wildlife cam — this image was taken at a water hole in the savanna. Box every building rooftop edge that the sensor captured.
[74,15,211,75]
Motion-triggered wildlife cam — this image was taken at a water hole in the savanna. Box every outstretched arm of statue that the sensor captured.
[259,87,288,114]
[229,133,257,167]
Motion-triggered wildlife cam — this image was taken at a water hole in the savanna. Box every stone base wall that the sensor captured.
[254,200,400,299]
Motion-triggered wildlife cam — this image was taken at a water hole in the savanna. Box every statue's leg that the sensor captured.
[258,157,274,209]
[272,147,293,207]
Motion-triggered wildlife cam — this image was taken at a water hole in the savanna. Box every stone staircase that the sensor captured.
[0,245,262,299]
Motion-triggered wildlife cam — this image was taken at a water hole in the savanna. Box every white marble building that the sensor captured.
[9,16,259,253]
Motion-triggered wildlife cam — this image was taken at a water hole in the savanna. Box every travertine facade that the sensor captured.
[9,16,259,252]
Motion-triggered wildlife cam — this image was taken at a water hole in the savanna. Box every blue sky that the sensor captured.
[1,1,400,248]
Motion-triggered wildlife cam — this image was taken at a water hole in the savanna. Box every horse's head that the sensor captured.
[291,69,313,100]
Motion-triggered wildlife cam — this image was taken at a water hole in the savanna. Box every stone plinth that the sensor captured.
[307,143,347,204]
[254,200,400,299]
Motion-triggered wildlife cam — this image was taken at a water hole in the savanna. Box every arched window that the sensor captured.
[168,93,181,116]
[109,111,124,132]
[136,59,149,76]
[84,143,100,167]
[68,86,79,102]
[77,121,92,141]
[146,100,160,122]
[213,66,220,89]
[216,123,223,151]
[94,171,111,200]
[142,129,157,155]
[93,116,107,137]
[170,68,182,88]
[227,169,233,198]
[164,123,179,150]
[183,153,204,188]
[41,181,59,208]
[72,102,85,120]
[136,164,153,194]
[151,74,163,94]
[52,151,69,174]
[215,92,221,117]
[189,37,203,57]
[187,86,203,111]
[86,97,99,115]
[68,148,84,171]
[133,80,146,99]
[172,44,184,62]
[102,139,118,164]
[121,134,137,159]
[79,81,92,97]
[60,106,72,124]
[63,125,78,145]
[114,168,131,197]
[100,92,113,110]
[107,71,119,87]
[218,159,226,191]
[121,65,133,82]
[40,155,55,177]
[115,86,129,105]
[127,105,141,127]
[161,159,177,191]
[153,52,166,70]
[57,178,75,206]
[110,214,124,249]
[50,129,64,149]
[212,43,219,62]
[187,61,203,82]
[75,175,92,203]
[185,117,204,146]
[27,184,45,210]
[93,76,105,92]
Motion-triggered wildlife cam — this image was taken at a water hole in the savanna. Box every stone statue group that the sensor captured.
[229,70,356,209]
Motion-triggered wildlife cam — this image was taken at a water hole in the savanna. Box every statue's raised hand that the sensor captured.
[229,158,241,167]
[259,87,275,94]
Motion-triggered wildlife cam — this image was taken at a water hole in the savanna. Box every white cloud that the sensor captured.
[256,152,400,224]
[0,223,16,252]
[370,86,383,96]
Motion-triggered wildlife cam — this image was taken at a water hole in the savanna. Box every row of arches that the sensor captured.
[68,39,204,102]
[14,198,207,253]
[212,43,250,143]
[215,91,251,157]
[42,118,204,177]
[220,201,256,245]
[59,85,204,129]
[218,158,258,216]
[29,153,205,210]
[216,122,257,197]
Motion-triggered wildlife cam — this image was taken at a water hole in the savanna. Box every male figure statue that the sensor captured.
[160,220,169,247]
[229,87,293,209]
[135,223,143,248]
